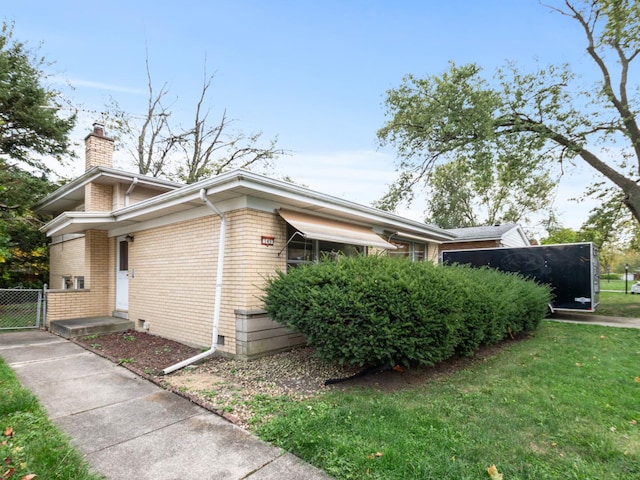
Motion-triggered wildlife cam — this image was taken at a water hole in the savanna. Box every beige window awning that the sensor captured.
[278,209,397,250]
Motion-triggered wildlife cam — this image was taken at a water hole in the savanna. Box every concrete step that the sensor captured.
[50,316,134,339]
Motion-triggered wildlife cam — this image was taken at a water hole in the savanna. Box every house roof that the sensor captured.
[40,169,457,243]
[33,166,183,216]
[443,224,530,245]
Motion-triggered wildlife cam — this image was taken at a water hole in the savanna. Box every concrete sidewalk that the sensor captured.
[0,330,332,480]
[549,312,640,329]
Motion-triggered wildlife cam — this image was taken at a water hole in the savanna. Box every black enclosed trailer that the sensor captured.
[441,242,600,313]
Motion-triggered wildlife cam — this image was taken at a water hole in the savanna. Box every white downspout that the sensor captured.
[124,177,138,207]
[162,188,226,374]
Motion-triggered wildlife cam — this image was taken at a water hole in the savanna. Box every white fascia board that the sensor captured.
[108,197,248,238]
[42,212,115,237]
[108,204,215,237]
[106,169,455,243]
[225,173,456,242]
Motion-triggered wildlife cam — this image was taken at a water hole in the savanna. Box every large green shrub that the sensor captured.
[262,255,551,367]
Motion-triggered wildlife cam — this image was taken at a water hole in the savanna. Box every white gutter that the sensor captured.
[162,188,226,374]
[124,177,138,207]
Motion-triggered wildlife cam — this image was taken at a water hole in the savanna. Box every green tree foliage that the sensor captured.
[0,164,56,287]
[0,22,72,286]
[541,227,583,245]
[424,154,555,228]
[0,22,75,171]
[262,256,550,367]
[377,1,640,227]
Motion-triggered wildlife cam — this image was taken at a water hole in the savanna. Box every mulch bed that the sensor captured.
[73,328,531,427]
[73,329,202,376]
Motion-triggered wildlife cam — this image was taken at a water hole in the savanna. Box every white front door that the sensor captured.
[116,237,129,311]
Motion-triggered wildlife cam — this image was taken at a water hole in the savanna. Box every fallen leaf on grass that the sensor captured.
[486,464,503,479]
[3,427,13,438]
[21,474,37,480]
[366,452,383,459]
[630,419,637,425]
[575,363,583,367]
[3,467,16,478]
[635,377,640,383]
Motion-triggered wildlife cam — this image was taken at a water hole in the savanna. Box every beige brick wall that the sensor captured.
[49,236,85,289]
[107,236,116,312]
[46,230,112,324]
[46,290,106,321]
[112,184,172,210]
[85,183,113,211]
[126,208,287,353]
[46,231,113,323]
[127,216,218,348]
[224,209,287,312]
[85,230,110,300]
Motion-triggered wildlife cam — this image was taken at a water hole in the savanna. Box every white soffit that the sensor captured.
[278,209,397,250]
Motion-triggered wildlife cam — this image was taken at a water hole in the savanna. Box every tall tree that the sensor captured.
[0,22,75,172]
[377,1,640,226]
[418,148,555,228]
[109,59,285,183]
[0,22,74,286]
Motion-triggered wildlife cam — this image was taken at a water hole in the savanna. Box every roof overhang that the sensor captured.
[441,224,529,245]
[42,212,118,236]
[40,169,457,243]
[33,166,183,216]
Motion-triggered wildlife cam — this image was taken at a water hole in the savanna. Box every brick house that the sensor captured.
[438,224,531,255]
[35,125,457,361]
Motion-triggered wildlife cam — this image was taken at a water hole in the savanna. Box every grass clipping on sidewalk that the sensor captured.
[0,357,103,480]
[255,321,640,480]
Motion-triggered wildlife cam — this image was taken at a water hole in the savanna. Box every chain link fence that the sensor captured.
[0,288,44,330]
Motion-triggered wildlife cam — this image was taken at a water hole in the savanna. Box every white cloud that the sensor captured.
[51,75,145,95]
[275,149,396,206]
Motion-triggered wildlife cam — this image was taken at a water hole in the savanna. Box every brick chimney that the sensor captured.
[84,122,114,171]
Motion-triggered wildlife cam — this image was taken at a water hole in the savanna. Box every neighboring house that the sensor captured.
[439,224,531,255]
[34,124,456,359]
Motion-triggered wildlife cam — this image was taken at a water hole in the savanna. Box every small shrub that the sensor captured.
[262,255,551,367]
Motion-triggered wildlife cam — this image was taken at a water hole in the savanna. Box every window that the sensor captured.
[74,276,85,289]
[389,241,411,258]
[286,224,364,269]
[388,239,428,261]
[62,276,72,290]
[318,240,363,260]
[119,240,129,271]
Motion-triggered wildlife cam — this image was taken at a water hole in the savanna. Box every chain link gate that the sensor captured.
[0,288,45,330]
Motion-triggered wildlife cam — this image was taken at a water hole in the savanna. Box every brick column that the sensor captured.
[84,123,115,211]
[84,230,111,315]
[85,123,114,170]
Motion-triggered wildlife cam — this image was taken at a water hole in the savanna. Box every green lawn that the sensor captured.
[0,301,40,329]
[254,322,640,480]
[600,278,633,292]
[597,290,640,317]
[0,356,103,480]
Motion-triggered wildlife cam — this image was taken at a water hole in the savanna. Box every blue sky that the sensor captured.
[5,1,604,235]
